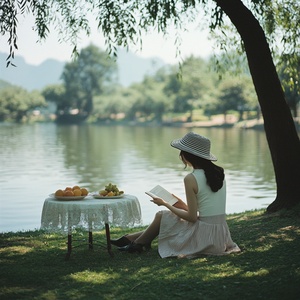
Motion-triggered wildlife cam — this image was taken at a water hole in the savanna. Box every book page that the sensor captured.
[145,185,178,206]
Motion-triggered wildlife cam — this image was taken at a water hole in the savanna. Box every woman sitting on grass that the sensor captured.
[111,132,240,258]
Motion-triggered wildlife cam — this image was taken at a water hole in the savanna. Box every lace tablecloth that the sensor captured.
[41,194,142,232]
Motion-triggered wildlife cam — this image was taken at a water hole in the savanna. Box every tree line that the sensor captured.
[0,44,298,124]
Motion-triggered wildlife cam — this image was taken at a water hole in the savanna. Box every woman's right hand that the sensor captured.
[150,197,167,207]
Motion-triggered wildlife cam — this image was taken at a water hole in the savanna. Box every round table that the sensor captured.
[41,194,142,259]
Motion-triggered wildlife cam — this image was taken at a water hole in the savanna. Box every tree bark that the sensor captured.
[216,0,300,212]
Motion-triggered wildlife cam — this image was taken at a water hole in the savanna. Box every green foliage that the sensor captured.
[165,56,215,120]
[46,44,118,118]
[216,76,257,120]
[206,1,300,79]
[0,50,270,124]
[277,53,300,117]
[93,87,129,121]
[42,84,66,107]
[2,0,299,68]
[0,86,46,122]
[93,67,174,123]
[130,74,171,122]
[89,53,262,123]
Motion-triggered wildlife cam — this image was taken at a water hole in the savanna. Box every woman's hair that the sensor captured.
[180,151,225,192]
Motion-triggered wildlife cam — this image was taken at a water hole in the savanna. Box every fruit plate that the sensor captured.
[50,194,87,201]
[91,193,124,199]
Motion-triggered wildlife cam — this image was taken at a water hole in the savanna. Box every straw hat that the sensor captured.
[170,132,217,161]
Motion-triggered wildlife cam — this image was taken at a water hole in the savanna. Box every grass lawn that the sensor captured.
[1,208,300,300]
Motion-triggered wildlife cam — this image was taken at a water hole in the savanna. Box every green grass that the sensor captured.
[1,209,300,300]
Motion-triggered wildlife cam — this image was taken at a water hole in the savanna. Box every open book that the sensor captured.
[145,185,178,206]
[145,185,189,211]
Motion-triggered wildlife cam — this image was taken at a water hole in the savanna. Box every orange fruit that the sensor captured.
[107,191,115,197]
[73,189,82,196]
[81,188,88,196]
[72,185,80,191]
[55,189,64,197]
[64,190,74,197]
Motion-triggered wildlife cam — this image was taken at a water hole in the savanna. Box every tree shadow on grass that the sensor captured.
[1,212,300,300]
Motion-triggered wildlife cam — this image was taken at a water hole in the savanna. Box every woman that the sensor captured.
[111,132,240,258]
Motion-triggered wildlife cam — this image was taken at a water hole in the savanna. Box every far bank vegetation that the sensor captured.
[0,45,299,125]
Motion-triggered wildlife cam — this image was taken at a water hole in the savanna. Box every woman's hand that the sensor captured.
[150,197,167,207]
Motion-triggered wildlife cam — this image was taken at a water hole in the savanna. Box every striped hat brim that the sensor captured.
[170,132,217,161]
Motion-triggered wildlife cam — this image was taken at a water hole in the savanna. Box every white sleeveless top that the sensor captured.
[192,169,226,217]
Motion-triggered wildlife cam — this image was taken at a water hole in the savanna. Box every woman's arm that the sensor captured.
[150,173,198,223]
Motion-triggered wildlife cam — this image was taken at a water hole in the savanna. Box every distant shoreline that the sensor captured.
[96,117,299,132]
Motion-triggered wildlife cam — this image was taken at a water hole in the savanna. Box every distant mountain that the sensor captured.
[0,79,12,88]
[0,49,167,91]
[116,49,167,86]
[0,54,65,90]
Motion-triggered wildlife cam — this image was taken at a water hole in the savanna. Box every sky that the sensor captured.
[0,14,215,66]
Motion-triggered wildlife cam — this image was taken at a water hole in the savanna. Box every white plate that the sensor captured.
[49,194,87,201]
[91,193,124,199]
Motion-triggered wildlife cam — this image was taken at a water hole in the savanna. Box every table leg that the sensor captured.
[89,231,93,250]
[65,233,72,260]
[105,223,114,257]
[64,226,113,259]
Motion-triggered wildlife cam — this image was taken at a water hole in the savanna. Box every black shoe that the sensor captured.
[110,235,131,247]
[118,242,151,253]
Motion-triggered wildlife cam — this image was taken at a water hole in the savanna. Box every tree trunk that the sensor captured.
[84,93,93,115]
[216,0,300,212]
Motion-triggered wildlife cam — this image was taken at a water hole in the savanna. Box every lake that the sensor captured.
[0,123,276,233]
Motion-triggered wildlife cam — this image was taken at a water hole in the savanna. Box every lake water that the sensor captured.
[0,123,276,233]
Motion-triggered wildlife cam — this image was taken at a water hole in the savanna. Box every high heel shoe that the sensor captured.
[118,242,151,253]
[110,235,131,247]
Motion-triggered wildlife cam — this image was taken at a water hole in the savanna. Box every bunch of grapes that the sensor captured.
[99,183,124,196]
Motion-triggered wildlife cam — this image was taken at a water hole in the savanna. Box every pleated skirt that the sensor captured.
[158,210,241,258]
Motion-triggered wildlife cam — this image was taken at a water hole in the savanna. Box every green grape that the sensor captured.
[103,183,123,196]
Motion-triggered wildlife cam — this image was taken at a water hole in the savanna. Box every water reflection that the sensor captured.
[0,123,276,233]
